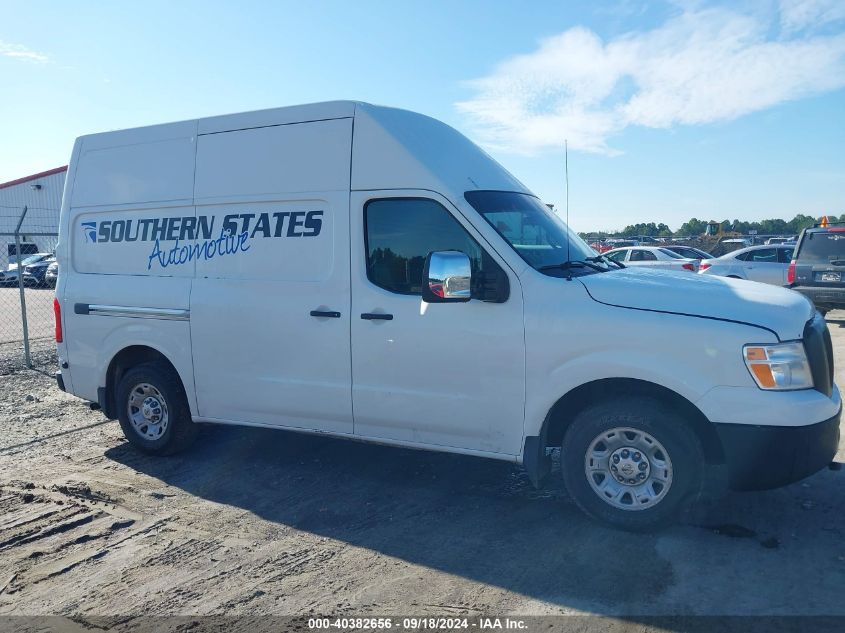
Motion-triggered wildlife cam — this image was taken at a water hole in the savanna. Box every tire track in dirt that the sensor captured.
[0,484,170,606]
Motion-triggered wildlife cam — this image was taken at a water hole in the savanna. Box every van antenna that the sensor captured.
[565,140,572,281]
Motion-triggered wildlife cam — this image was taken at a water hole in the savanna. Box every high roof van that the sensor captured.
[55,102,840,530]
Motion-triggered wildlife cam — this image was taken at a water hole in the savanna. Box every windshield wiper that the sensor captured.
[537,256,624,274]
[537,259,607,273]
[586,254,625,269]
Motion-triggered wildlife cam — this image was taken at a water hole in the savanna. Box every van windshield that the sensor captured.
[464,190,598,274]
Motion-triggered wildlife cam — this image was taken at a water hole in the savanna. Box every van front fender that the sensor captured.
[525,350,716,442]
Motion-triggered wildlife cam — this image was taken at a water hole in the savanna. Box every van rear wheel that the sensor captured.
[561,397,704,531]
[116,362,198,455]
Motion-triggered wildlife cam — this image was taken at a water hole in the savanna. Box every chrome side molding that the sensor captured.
[74,303,190,321]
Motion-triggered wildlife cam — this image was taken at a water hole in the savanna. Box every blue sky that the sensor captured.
[1,0,843,232]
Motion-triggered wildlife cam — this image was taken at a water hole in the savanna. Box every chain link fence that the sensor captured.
[0,205,59,374]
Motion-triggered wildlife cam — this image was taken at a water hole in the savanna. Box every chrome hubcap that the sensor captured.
[127,383,169,440]
[584,427,673,511]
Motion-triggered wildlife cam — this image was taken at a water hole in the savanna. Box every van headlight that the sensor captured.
[743,342,813,390]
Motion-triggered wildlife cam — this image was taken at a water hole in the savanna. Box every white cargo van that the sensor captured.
[55,102,840,530]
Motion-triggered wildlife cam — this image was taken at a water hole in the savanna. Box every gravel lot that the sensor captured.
[0,313,843,624]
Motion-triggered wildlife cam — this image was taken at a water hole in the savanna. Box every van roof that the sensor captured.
[75,101,360,148]
[69,101,529,208]
[198,100,357,134]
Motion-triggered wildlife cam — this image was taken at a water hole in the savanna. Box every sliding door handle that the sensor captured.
[310,310,341,318]
[361,313,393,320]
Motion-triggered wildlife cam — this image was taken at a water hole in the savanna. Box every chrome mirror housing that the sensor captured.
[422,251,472,303]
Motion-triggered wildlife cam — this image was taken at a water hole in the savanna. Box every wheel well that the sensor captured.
[543,378,725,464]
[103,346,184,420]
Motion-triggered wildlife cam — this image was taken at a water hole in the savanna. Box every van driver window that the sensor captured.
[364,198,485,295]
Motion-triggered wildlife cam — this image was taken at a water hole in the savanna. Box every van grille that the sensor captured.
[803,313,834,397]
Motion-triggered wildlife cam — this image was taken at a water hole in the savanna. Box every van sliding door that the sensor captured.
[189,118,354,432]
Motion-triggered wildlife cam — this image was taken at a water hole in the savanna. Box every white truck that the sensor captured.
[54,102,840,530]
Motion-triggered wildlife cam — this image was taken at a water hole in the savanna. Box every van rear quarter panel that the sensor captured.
[62,273,194,406]
[71,121,197,209]
[62,123,198,410]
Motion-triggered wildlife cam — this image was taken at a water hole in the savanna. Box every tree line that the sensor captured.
[581,214,845,239]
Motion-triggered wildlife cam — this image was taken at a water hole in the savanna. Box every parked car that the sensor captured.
[766,237,794,246]
[23,255,57,287]
[662,245,712,260]
[55,101,839,531]
[698,245,794,285]
[711,238,752,257]
[604,239,637,248]
[604,246,699,272]
[787,225,845,315]
[45,260,59,287]
[0,253,53,286]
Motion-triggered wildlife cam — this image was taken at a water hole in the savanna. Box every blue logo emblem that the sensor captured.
[81,221,96,243]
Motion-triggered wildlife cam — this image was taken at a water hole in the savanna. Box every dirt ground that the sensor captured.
[0,314,843,623]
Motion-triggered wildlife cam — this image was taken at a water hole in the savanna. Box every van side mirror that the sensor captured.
[422,251,472,303]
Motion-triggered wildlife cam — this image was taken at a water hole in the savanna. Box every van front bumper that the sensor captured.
[713,409,841,490]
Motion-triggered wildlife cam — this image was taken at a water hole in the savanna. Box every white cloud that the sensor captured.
[456,5,845,155]
[780,0,845,33]
[0,40,49,63]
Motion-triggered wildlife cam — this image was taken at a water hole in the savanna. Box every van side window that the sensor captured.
[365,198,487,296]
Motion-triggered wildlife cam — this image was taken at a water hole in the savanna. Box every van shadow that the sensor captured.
[105,424,805,615]
[105,425,676,612]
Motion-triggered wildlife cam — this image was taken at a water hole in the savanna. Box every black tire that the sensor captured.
[116,361,198,455]
[561,397,704,531]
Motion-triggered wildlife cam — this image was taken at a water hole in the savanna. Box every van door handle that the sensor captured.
[361,313,393,320]
[310,310,341,318]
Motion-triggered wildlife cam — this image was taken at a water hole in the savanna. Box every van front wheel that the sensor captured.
[561,398,704,531]
[116,362,198,455]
